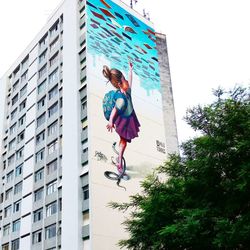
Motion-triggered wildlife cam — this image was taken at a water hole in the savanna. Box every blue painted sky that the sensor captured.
[86,0,160,94]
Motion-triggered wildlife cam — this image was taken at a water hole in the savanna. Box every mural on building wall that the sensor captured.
[86,0,165,189]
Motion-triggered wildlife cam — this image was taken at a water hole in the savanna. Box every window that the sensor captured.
[10,123,17,135]
[37,96,46,110]
[38,64,47,78]
[34,168,44,182]
[19,99,26,111]
[11,108,18,120]
[11,239,20,250]
[12,94,18,106]
[13,66,20,78]
[5,188,12,200]
[9,138,16,150]
[81,96,87,112]
[20,84,27,97]
[14,182,22,195]
[79,47,86,64]
[50,22,58,36]
[18,115,26,127]
[49,52,59,67]
[13,80,19,91]
[3,224,10,236]
[35,148,45,163]
[48,121,58,136]
[22,56,29,69]
[48,68,58,84]
[33,208,43,222]
[8,154,15,166]
[34,188,44,202]
[13,200,21,213]
[46,180,57,195]
[38,80,46,94]
[50,37,59,51]
[6,171,14,183]
[48,140,58,155]
[48,85,58,100]
[39,34,48,47]
[36,130,45,145]
[82,185,89,200]
[47,160,57,175]
[46,201,57,217]
[15,164,23,177]
[45,224,56,239]
[60,97,63,108]
[0,192,4,203]
[80,14,86,29]
[37,113,46,127]
[32,230,42,244]
[2,244,9,250]
[17,131,25,143]
[21,71,28,83]
[39,50,47,63]
[59,198,62,211]
[12,219,21,232]
[16,147,24,160]
[48,102,58,118]
[4,206,12,218]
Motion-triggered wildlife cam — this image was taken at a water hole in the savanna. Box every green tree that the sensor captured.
[110,86,250,249]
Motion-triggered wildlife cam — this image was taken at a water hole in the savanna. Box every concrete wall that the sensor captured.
[156,33,179,155]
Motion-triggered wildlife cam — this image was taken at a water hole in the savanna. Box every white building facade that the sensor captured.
[0,0,178,249]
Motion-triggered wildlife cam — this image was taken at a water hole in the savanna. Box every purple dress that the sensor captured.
[114,88,140,143]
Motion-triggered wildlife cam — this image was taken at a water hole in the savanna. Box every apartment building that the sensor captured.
[0,0,178,249]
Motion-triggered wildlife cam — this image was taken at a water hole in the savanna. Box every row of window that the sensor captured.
[6,147,24,167]
[2,238,19,250]
[2,224,58,250]
[35,159,58,182]
[39,40,60,65]
[10,100,26,121]
[8,130,25,150]
[2,200,61,238]
[3,179,59,219]
[4,119,60,170]
[34,179,58,202]
[33,199,62,223]
[12,55,29,78]
[37,101,61,128]
[32,223,58,244]
[37,85,59,111]
[3,219,21,236]
[35,138,61,163]
[11,84,27,107]
[1,158,61,203]
[39,19,62,48]
[4,156,58,187]
[5,164,22,183]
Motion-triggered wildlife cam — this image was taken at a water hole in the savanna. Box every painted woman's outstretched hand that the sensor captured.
[129,61,133,70]
[106,121,114,132]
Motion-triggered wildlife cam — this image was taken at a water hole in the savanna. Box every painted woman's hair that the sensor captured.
[103,65,123,89]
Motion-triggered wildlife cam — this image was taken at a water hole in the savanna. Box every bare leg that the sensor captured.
[118,137,127,173]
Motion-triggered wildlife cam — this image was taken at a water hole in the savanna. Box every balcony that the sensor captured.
[81,129,88,142]
[82,224,90,239]
[82,199,89,212]
[81,107,87,121]
[81,151,88,165]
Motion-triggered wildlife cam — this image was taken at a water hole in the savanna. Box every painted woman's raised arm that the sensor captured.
[128,62,133,88]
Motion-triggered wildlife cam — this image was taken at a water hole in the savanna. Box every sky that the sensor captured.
[0,0,249,144]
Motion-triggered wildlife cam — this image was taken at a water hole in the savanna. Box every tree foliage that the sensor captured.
[110,86,250,249]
